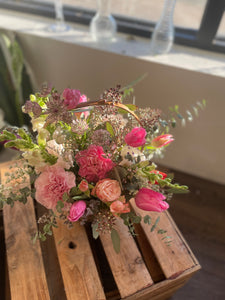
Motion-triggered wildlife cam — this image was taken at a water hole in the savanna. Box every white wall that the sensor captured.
[17,33,225,185]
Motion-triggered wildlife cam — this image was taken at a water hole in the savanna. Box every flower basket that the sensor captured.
[0,83,202,299]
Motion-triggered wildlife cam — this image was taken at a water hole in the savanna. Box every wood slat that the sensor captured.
[53,220,106,300]
[100,218,153,299]
[1,163,50,300]
[130,198,199,279]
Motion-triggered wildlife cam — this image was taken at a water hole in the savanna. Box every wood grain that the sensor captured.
[1,163,50,300]
[53,220,106,300]
[100,218,153,299]
[130,198,199,279]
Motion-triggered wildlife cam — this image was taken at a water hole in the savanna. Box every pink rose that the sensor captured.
[135,188,169,212]
[110,197,130,215]
[75,145,115,183]
[63,88,81,110]
[78,180,89,192]
[94,179,121,202]
[68,200,86,222]
[124,127,146,147]
[35,165,76,210]
[151,134,174,148]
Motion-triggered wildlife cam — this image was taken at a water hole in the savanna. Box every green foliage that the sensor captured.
[151,216,160,232]
[106,121,115,137]
[32,211,58,243]
[111,228,120,254]
[92,223,99,239]
[0,32,33,127]
[143,215,151,225]
[164,99,206,129]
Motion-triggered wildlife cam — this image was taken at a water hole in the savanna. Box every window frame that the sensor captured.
[0,0,224,54]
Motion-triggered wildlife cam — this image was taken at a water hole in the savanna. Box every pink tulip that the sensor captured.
[135,188,169,212]
[151,134,174,148]
[124,127,146,147]
[68,200,86,222]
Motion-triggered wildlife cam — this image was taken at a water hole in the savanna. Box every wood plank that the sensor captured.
[100,218,153,299]
[1,163,50,300]
[53,220,106,300]
[123,267,201,300]
[130,198,200,279]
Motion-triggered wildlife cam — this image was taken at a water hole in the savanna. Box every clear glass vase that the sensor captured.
[150,0,176,55]
[47,0,70,33]
[90,0,117,42]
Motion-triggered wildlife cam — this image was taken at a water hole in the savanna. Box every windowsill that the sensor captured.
[0,8,225,78]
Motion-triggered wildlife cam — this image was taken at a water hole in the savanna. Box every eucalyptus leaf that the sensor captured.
[151,216,160,232]
[92,223,99,239]
[111,228,120,253]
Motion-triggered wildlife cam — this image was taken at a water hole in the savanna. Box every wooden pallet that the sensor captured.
[0,162,200,300]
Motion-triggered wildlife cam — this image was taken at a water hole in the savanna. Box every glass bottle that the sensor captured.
[90,0,117,42]
[48,0,70,32]
[150,0,176,55]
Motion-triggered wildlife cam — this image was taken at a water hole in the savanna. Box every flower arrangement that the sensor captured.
[0,84,190,252]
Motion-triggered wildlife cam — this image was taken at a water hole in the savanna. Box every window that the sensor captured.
[0,0,224,53]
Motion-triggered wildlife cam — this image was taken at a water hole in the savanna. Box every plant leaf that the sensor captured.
[111,228,120,253]
[92,223,99,239]
[106,121,114,137]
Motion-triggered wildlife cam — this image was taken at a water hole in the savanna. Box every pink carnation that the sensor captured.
[68,201,86,222]
[35,165,76,210]
[75,145,115,183]
[63,88,81,110]
[135,188,169,212]
[125,127,146,147]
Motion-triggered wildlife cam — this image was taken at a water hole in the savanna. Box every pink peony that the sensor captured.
[124,127,146,147]
[135,188,169,212]
[94,179,121,202]
[78,180,89,192]
[35,165,76,210]
[110,197,130,215]
[151,134,174,148]
[75,145,115,183]
[63,88,81,110]
[68,200,86,222]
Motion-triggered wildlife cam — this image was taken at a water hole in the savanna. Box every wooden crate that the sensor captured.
[0,162,200,300]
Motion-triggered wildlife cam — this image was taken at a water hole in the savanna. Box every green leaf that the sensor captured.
[43,224,51,233]
[167,187,189,194]
[124,104,137,111]
[32,232,38,244]
[62,193,69,201]
[106,121,114,137]
[56,200,64,213]
[92,223,99,239]
[2,130,16,140]
[132,215,142,224]
[120,73,148,92]
[151,216,160,232]
[143,215,151,225]
[111,228,120,254]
